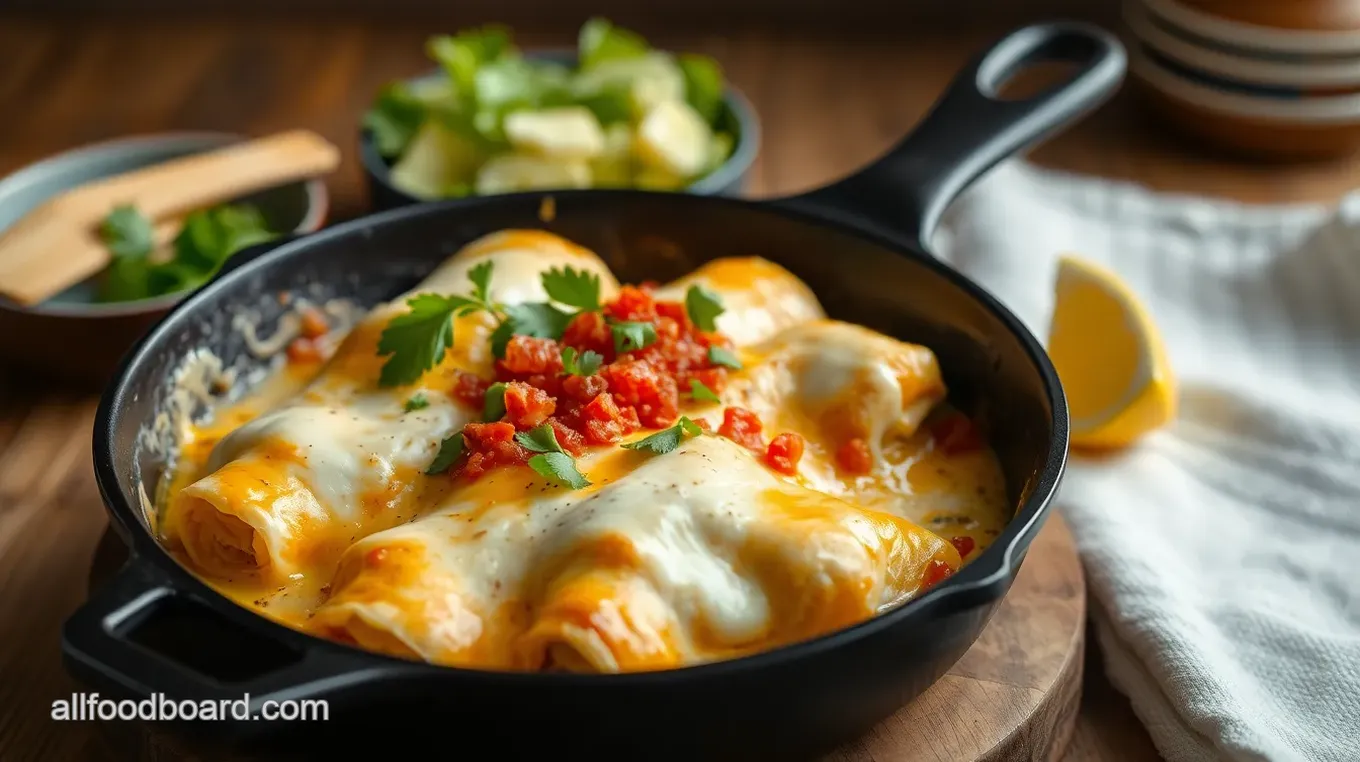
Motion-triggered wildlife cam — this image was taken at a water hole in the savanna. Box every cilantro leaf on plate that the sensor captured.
[707,346,742,369]
[377,293,477,387]
[611,320,657,354]
[684,283,724,332]
[621,416,704,455]
[529,451,591,489]
[687,379,721,403]
[541,266,602,312]
[561,347,603,377]
[426,432,466,474]
[468,260,495,304]
[483,381,508,422]
[515,423,565,453]
[404,393,430,412]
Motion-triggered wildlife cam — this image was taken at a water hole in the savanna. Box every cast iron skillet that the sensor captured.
[64,22,1123,762]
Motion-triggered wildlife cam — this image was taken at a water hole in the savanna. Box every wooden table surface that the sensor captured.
[5,10,1360,762]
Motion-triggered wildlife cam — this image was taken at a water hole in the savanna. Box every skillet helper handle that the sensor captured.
[775,21,1125,251]
[62,556,376,711]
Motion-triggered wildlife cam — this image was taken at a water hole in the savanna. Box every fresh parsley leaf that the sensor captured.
[468,260,494,304]
[687,379,721,404]
[483,381,508,422]
[578,17,650,69]
[621,416,704,455]
[611,320,658,354]
[684,284,725,332]
[541,266,602,312]
[707,345,742,369]
[502,302,574,341]
[490,318,516,359]
[561,347,603,377]
[528,452,591,489]
[515,423,564,453]
[425,432,465,474]
[404,393,430,412]
[99,205,155,259]
[377,294,474,387]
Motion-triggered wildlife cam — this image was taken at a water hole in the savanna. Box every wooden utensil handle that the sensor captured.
[67,130,339,220]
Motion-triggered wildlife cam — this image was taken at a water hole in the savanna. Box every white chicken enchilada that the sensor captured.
[158,228,1010,673]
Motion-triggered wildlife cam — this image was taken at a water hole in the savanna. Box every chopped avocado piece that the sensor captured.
[590,122,635,187]
[474,154,592,194]
[390,119,483,200]
[571,52,686,120]
[635,99,713,179]
[504,107,606,161]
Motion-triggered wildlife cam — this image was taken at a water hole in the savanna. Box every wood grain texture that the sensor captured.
[19,6,1347,761]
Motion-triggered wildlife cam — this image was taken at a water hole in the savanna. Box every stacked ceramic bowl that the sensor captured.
[1125,0,1360,158]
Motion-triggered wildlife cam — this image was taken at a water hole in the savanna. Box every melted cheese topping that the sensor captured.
[160,230,621,586]
[652,257,825,346]
[159,231,1011,673]
[309,435,959,672]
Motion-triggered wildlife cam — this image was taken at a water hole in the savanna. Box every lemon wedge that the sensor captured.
[1047,254,1177,450]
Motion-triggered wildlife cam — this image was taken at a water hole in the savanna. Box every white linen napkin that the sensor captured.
[931,161,1360,762]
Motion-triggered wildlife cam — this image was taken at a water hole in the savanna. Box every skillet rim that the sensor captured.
[90,187,1070,687]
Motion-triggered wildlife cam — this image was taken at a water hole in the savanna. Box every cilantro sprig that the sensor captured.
[622,416,705,455]
[483,382,508,421]
[611,321,657,354]
[684,284,725,332]
[516,423,591,489]
[561,347,603,376]
[404,392,430,412]
[708,346,742,369]
[425,432,466,474]
[686,379,721,404]
[377,260,501,387]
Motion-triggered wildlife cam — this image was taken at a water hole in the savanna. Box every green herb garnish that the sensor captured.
[483,381,508,422]
[542,266,602,312]
[687,379,721,404]
[425,433,466,474]
[561,347,603,376]
[404,393,430,412]
[707,346,742,370]
[376,262,499,387]
[515,424,590,489]
[621,416,704,455]
[96,203,276,304]
[515,423,565,453]
[528,452,591,490]
[611,321,657,354]
[684,284,724,332]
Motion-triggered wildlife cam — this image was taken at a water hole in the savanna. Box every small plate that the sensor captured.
[0,132,329,387]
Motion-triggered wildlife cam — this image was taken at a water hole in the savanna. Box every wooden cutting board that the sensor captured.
[86,514,1086,762]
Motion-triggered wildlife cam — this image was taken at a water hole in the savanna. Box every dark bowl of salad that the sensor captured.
[359,18,760,210]
[0,132,328,387]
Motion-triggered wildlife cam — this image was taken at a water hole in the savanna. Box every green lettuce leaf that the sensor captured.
[679,53,725,124]
[578,18,650,69]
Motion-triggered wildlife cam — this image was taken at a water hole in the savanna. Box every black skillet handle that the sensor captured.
[61,555,379,717]
[769,21,1125,252]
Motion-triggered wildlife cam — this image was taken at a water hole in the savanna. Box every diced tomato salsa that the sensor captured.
[434,284,807,483]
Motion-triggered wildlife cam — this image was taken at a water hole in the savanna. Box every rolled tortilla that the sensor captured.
[162,230,621,582]
[309,435,960,673]
[652,257,825,346]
